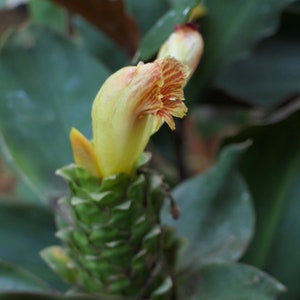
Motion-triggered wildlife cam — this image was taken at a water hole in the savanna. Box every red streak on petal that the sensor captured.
[134,58,188,129]
[157,58,188,128]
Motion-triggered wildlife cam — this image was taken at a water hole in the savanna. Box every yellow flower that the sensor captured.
[70,57,188,178]
[157,24,204,80]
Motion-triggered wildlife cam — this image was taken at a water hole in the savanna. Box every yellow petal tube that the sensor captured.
[91,57,188,177]
[157,24,204,80]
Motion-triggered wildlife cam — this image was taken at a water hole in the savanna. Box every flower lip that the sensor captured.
[135,57,188,131]
[155,57,188,130]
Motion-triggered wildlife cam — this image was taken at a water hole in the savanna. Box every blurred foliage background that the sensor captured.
[0,0,299,299]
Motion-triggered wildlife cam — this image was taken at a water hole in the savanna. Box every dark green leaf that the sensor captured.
[0,24,110,202]
[224,108,300,300]
[0,202,65,290]
[179,262,285,300]
[0,261,50,292]
[73,18,130,72]
[215,14,300,108]
[187,0,296,100]
[162,143,254,269]
[125,0,170,34]
[137,0,200,61]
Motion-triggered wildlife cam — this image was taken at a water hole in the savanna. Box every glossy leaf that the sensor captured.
[73,18,130,72]
[137,0,200,61]
[215,14,300,108]
[0,261,50,292]
[187,0,296,100]
[29,0,130,71]
[0,201,65,290]
[48,0,139,55]
[125,0,170,34]
[162,143,254,269]
[179,262,285,300]
[224,108,300,300]
[0,24,110,202]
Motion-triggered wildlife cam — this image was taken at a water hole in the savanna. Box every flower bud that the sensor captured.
[157,24,204,79]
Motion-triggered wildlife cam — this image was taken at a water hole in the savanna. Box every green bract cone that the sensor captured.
[42,153,180,299]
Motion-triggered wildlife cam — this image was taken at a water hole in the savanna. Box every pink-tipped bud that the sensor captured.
[157,24,204,80]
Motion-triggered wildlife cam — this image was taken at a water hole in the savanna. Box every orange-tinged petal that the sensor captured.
[92,62,162,177]
[134,58,188,131]
[91,57,188,177]
[157,58,188,130]
[70,128,102,177]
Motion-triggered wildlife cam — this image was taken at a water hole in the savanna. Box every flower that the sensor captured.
[70,57,188,178]
[157,24,204,79]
